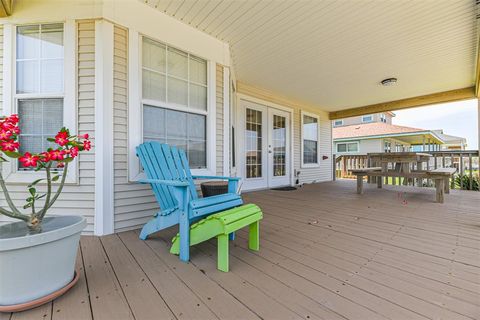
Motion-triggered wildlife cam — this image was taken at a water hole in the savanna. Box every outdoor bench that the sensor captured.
[351,167,457,203]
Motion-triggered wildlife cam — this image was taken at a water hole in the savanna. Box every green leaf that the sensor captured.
[59,157,74,163]
[0,156,8,162]
[28,187,36,196]
[23,203,32,209]
[36,194,46,200]
[3,151,22,158]
[46,138,56,142]
[28,178,44,187]
[26,197,33,202]
[52,175,61,182]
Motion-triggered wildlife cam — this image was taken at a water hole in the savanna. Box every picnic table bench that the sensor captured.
[351,167,456,203]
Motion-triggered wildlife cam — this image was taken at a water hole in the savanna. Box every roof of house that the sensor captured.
[432,130,466,143]
[333,122,426,140]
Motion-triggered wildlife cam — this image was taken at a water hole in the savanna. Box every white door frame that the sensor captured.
[236,94,294,191]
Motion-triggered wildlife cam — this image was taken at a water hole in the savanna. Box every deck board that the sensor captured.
[5,180,480,320]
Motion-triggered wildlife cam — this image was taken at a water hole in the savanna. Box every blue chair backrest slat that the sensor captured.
[137,142,200,211]
[171,147,197,199]
[137,143,174,210]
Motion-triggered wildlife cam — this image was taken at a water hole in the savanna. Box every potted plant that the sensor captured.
[0,114,91,311]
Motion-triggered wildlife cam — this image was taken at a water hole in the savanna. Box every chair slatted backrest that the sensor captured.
[136,142,198,211]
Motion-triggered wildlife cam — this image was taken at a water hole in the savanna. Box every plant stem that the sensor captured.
[0,167,29,221]
[39,163,68,220]
[38,163,52,220]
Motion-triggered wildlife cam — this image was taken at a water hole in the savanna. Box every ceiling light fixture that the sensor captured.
[380,78,397,86]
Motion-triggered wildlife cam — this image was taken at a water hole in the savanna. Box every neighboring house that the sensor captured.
[432,130,467,150]
[332,112,465,154]
[0,1,477,236]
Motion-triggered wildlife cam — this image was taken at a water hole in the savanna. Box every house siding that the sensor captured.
[112,25,157,233]
[294,108,333,184]
[0,20,97,233]
[0,25,3,114]
[111,27,227,233]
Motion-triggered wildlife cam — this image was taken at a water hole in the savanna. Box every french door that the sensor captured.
[241,100,291,190]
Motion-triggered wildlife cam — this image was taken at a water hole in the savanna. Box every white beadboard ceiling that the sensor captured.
[143,0,478,111]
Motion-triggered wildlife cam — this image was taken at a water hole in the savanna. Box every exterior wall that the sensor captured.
[0,20,97,233]
[236,91,333,186]
[294,107,333,184]
[334,139,382,155]
[334,112,393,127]
[110,29,228,232]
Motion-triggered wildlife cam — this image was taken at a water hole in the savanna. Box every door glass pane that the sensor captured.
[245,108,262,178]
[272,115,286,177]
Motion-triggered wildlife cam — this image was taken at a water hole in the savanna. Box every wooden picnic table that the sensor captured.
[352,152,456,203]
[368,152,432,185]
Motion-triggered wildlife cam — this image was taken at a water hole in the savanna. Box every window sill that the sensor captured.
[301,163,320,169]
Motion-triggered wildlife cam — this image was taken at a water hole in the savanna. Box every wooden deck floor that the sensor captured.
[4,180,480,320]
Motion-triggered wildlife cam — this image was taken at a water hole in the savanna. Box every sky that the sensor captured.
[392,99,478,150]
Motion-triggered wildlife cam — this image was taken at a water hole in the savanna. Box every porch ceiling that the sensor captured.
[144,0,477,112]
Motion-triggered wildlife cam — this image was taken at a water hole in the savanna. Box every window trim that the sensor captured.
[361,114,373,123]
[300,110,320,168]
[2,21,77,184]
[336,141,360,153]
[128,30,216,181]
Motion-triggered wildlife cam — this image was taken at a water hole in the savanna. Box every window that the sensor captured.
[361,115,373,123]
[141,37,208,168]
[333,119,343,127]
[380,113,387,123]
[15,23,65,170]
[336,142,359,153]
[384,140,391,152]
[301,112,319,166]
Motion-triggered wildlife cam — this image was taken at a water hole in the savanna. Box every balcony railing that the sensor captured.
[334,150,479,191]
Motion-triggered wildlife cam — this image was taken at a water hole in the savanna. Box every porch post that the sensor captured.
[94,20,115,236]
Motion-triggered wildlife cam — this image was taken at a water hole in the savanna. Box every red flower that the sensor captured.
[0,130,12,141]
[82,140,91,151]
[49,149,65,161]
[11,126,20,134]
[19,152,39,167]
[69,146,79,158]
[0,139,19,152]
[40,152,51,162]
[55,131,69,146]
[56,162,65,168]
[7,114,19,124]
[0,121,14,131]
[79,133,89,140]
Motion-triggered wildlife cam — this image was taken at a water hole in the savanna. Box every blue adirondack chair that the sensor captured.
[136,142,243,261]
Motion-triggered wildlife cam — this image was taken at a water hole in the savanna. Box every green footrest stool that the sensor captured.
[170,204,263,272]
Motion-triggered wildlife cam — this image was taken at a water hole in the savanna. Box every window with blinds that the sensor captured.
[15,23,65,170]
[141,37,208,168]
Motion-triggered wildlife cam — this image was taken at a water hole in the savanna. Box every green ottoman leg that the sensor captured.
[217,234,229,272]
[248,221,260,251]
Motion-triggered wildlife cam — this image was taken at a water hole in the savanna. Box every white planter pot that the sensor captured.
[0,215,86,306]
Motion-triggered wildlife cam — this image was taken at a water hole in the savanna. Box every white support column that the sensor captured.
[94,20,115,236]
[223,67,230,176]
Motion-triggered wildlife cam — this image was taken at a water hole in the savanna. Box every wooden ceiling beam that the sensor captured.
[329,87,475,120]
[0,0,13,17]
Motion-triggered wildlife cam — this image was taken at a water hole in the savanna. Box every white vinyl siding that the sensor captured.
[113,27,226,232]
[0,20,96,233]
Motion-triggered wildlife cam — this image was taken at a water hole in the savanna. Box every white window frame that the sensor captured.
[2,21,77,184]
[333,119,343,127]
[361,114,373,123]
[128,30,216,181]
[336,142,360,153]
[300,110,320,168]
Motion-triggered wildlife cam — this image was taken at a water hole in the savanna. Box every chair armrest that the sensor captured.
[192,175,241,181]
[138,179,189,187]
